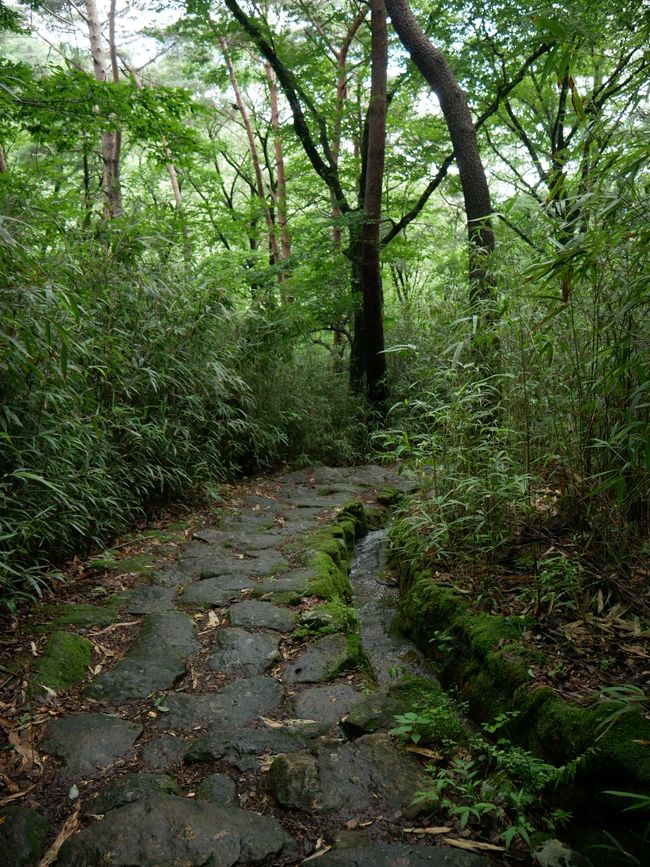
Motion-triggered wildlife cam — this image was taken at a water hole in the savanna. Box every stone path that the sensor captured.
[2,466,491,866]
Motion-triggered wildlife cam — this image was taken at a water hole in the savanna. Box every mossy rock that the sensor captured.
[365,505,389,530]
[0,806,49,866]
[46,600,120,628]
[299,601,358,637]
[376,487,402,507]
[396,566,650,789]
[304,551,351,601]
[30,630,92,696]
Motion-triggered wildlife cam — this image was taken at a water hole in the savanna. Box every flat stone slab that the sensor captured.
[0,806,49,867]
[253,569,314,603]
[180,576,252,607]
[316,843,488,866]
[123,586,177,614]
[293,683,362,724]
[229,599,296,632]
[88,772,179,814]
[193,528,281,551]
[149,567,187,587]
[42,713,142,778]
[185,722,325,771]
[180,546,288,580]
[162,675,283,730]
[141,734,191,770]
[269,733,431,820]
[57,797,293,866]
[86,612,199,702]
[209,627,281,676]
[197,773,236,805]
[284,633,353,683]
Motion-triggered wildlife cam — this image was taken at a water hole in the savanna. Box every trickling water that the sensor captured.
[350,528,437,683]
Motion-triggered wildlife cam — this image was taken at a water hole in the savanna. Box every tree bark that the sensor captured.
[384,0,494,303]
[219,35,283,297]
[86,0,122,217]
[361,0,388,413]
[266,63,291,271]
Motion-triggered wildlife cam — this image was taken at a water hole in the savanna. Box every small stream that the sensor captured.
[350,528,434,683]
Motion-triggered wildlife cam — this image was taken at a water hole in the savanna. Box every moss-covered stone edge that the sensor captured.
[395,564,650,789]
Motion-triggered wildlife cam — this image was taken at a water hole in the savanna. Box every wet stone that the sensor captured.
[270,733,432,820]
[293,683,362,725]
[341,683,408,737]
[180,576,252,607]
[57,797,293,866]
[315,843,488,866]
[0,806,49,867]
[209,627,281,675]
[140,734,190,770]
[123,586,177,614]
[185,723,323,771]
[42,713,142,778]
[86,612,199,702]
[197,772,236,805]
[253,569,313,604]
[88,772,179,814]
[161,675,284,730]
[229,599,296,632]
[149,567,187,587]
[284,633,353,683]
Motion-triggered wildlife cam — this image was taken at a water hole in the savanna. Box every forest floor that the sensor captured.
[2,465,648,866]
[0,465,495,867]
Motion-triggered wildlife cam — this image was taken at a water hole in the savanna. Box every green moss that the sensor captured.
[376,486,402,507]
[365,505,389,530]
[30,630,92,695]
[396,562,650,789]
[298,601,358,638]
[337,500,369,538]
[46,600,120,628]
[304,550,352,601]
[89,551,155,574]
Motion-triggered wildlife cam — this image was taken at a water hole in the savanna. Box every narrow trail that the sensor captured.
[3,466,491,866]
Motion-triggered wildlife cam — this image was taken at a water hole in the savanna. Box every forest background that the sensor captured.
[0,0,649,633]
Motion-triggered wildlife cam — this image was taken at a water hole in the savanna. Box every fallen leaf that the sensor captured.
[443,838,505,853]
[0,788,34,807]
[345,818,359,830]
[302,845,332,862]
[259,716,284,729]
[405,745,443,761]
[38,803,81,867]
[30,642,38,657]
[68,784,79,800]
[403,826,452,835]
[9,729,42,771]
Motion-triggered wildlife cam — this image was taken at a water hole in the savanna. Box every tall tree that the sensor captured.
[361,0,388,412]
[384,0,493,302]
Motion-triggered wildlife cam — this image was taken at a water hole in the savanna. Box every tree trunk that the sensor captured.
[86,0,122,217]
[219,35,283,298]
[266,63,291,271]
[384,0,494,303]
[361,0,388,413]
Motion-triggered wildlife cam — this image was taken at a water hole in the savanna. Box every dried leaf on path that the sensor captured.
[9,729,42,771]
[302,845,332,862]
[38,802,81,867]
[403,826,452,835]
[443,837,505,853]
[405,744,443,760]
